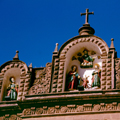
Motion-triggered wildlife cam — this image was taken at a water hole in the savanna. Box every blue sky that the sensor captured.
[0,0,120,67]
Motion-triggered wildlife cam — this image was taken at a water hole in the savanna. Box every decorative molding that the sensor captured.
[0,61,27,76]
[2,114,22,120]
[1,101,120,119]
[21,102,119,117]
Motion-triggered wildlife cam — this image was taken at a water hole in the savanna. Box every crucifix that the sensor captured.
[81,9,94,24]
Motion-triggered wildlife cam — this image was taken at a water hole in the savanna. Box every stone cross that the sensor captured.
[81,9,94,24]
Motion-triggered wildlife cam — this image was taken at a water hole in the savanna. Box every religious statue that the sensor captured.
[92,64,101,88]
[79,49,95,68]
[77,75,90,91]
[6,77,18,100]
[66,65,80,90]
[82,75,89,88]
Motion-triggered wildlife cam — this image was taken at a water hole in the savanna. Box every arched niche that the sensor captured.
[58,36,109,91]
[0,61,28,101]
[65,42,102,84]
[1,68,21,101]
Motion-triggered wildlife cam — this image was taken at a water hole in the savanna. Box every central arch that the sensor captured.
[57,35,109,92]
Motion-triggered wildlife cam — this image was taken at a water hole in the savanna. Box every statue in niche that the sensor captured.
[5,77,18,100]
[78,49,95,68]
[82,75,90,88]
[92,64,101,88]
[77,75,91,91]
[66,65,81,90]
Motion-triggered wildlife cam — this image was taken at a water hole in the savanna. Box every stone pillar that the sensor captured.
[115,58,120,89]
[23,73,31,96]
[17,73,31,101]
[106,53,112,89]
[101,50,115,90]
[51,51,59,93]
[57,58,65,92]
[107,38,116,89]
[51,51,66,93]
[101,38,116,90]
[0,76,3,101]
[101,57,107,90]
[17,75,25,101]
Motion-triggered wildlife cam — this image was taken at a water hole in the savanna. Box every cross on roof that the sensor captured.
[81,9,94,24]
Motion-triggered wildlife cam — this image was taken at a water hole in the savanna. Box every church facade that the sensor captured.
[1,9,120,120]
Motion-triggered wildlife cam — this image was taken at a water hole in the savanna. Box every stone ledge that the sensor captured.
[25,89,120,98]
[21,110,120,119]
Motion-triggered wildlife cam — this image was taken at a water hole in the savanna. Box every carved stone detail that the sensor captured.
[83,104,92,111]
[100,103,105,111]
[117,103,120,110]
[105,104,113,111]
[51,58,59,93]
[21,102,120,117]
[0,62,27,76]
[35,108,43,114]
[9,115,17,120]
[60,106,68,113]
[115,59,120,89]
[48,107,55,114]
[29,63,52,95]
[0,61,29,101]
[76,105,84,112]
[53,36,109,92]
[23,108,31,115]
[93,104,101,111]
[101,59,107,90]
[2,114,22,120]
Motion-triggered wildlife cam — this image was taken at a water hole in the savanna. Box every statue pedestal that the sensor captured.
[77,85,84,91]
[5,96,10,101]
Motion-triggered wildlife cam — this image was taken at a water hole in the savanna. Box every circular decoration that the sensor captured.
[35,108,43,114]
[105,104,112,110]
[61,107,68,113]
[117,103,120,110]
[76,106,84,112]
[9,115,17,120]
[93,104,101,111]
[48,107,55,114]
[23,109,31,115]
